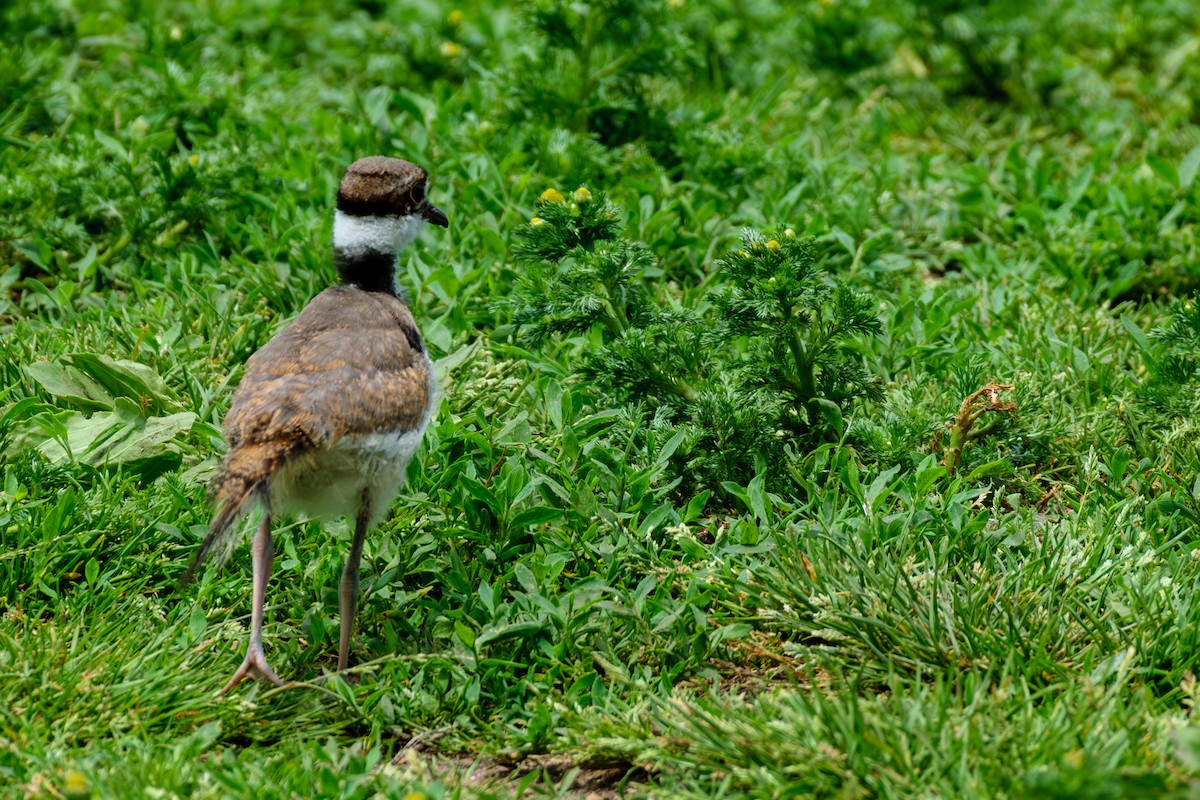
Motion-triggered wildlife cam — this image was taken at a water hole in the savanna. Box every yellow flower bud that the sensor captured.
[784,228,796,239]
[573,186,592,203]
[63,770,90,800]
[738,249,747,257]
[439,41,461,58]
[448,10,464,26]
[540,188,565,203]
[530,216,545,226]
[188,154,200,166]
[766,239,780,251]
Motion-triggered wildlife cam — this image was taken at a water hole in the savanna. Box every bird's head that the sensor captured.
[333,156,448,257]
[332,157,447,293]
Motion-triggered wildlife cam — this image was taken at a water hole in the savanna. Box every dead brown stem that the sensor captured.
[942,383,1018,475]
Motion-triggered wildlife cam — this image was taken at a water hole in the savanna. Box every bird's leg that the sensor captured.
[338,489,372,673]
[220,513,284,694]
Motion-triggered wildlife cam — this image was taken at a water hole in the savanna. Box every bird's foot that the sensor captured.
[219,646,284,695]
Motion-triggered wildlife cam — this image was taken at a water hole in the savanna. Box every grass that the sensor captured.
[3,0,1200,797]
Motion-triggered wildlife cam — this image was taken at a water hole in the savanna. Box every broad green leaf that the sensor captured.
[25,362,114,411]
[476,621,547,648]
[652,429,686,470]
[1120,315,1155,363]
[1180,144,1200,189]
[67,353,180,414]
[916,463,948,496]
[683,490,711,522]
[513,562,538,594]
[746,473,771,525]
[461,476,502,518]
[865,464,902,514]
[83,406,195,470]
[964,459,1013,482]
[94,129,127,160]
[1147,155,1179,187]
[391,88,428,122]
[509,506,562,529]
[829,227,856,257]
[434,338,482,386]
[4,406,195,477]
[188,604,207,642]
[477,581,495,614]
[637,502,674,538]
[710,623,753,644]
[651,604,685,634]
[1066,163,1094,207]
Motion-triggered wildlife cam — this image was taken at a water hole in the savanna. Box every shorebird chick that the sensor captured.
[185,156,448,693]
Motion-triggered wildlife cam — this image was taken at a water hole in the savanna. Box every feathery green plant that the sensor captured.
[1136,294,1200,418]
[509,0,681,142]
[503,192,885,490]
[712,228,884,439]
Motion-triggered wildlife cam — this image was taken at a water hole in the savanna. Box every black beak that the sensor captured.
[420,202,449,228]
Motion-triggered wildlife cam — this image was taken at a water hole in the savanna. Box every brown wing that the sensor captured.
[223,287,431,452]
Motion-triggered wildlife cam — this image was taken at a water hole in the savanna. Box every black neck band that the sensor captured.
[333,248,397,294]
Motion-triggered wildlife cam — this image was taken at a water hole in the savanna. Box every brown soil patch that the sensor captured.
[385,739,650,799]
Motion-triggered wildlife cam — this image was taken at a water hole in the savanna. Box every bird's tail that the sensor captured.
[180,441,296,586]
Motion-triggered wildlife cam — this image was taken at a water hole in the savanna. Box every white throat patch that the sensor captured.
[333,210,425,254]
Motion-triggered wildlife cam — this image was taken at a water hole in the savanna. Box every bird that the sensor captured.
[184,156,449,693]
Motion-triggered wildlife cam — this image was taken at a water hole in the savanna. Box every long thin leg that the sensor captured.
[338,489,372,672]
[220,513,284,694]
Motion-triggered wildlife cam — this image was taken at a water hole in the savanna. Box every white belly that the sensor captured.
[268,357,436,523]
[267,429,424,522]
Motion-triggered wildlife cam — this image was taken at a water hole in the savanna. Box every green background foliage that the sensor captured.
[3,0,1200,797]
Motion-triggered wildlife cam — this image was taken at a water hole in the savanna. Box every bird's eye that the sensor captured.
[409,182,426,205]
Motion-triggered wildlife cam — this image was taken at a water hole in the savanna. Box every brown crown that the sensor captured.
[336,156,429,218]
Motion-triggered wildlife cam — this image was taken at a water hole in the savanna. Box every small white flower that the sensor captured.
[666,522,692,540]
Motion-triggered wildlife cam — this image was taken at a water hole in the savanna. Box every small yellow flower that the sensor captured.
[62,770,90,800]
[784,228,796,239]
[439,41,461,58]
[530,216,545,226]
[573,186,592,203]
[447,10,464,26]
[738,249,747,257]
[766,239,780,251]
[169,25,183,41]
[188,154,200,166]
[540,188,565,203]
